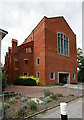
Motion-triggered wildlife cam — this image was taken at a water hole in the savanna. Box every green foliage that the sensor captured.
[27,100,37,111]
[19,75,39,85]
[57,93,63,97]
[0,102,9,111]
[77,48,84,69]
[45,90,51,97]
[45,96,51,103]
[78,69,84,82]
[21,97,27,102]
[16,94,21,99]
[14,78,37,86]
[10,97,16,103]
[2,71,8,91]
[16,107,26,117]
[50,94,58,100]
[77,48,84,82]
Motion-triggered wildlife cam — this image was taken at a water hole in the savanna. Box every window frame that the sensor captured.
[57,32,69,57]
[23,72,28,76]
[36,72,40,79]
[36,58,40,66]
[50,72,55,80]
[72,73,75,80]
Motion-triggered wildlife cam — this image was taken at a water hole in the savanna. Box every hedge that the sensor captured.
[14,78,37,86]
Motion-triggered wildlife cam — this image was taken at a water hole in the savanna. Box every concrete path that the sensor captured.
[37,97,83,119]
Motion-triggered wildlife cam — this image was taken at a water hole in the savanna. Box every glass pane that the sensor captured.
[58,37,60,54]
[24,73,27,76]
[61,34,63,38]
[66,41,68,56]
[50,73,53,79]
[37,72,39,78]
[58,33,60,37]
[61,39,63,54]
[64,40,66,55]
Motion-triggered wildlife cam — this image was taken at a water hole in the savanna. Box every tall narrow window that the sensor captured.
[36,58,40,65]
[36,72,40,79]
[57,32,69,57]
[50,72,55,80]
[58,37,60,54]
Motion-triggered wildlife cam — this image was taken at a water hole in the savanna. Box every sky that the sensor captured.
[0,0,82,65]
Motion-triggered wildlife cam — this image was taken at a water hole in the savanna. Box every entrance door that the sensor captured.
[58,72,70,84]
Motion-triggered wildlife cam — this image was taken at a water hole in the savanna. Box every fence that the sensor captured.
[0,84,83,120]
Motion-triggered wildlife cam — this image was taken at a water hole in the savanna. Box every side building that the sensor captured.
[4,16,78,85]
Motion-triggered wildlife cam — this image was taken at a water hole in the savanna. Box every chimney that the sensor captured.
[12,39,18,48]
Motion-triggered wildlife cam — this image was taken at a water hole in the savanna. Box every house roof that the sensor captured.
[22,16,76,45]
[0,28,8,39]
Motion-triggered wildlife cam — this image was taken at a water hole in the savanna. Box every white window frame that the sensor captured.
[23,72,28,76]
[36,72,40,79]
[72,73,75,80]
[57,32,69,57]
[36,58,40,65]
[50,72,55,80]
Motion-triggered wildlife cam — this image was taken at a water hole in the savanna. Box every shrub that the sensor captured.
[0,102,9,111]
[45,96,51,103]
[45,90,51,97]
[50,94,58,100]
[4,103,9,109]
[14,78,37,86]
[19,75,40,85]
[16,107,26,117]
[16,94,21,99]
[10,97,16,103]
[2,71,8,91]
[21,97,27,102]
[57,93,63,97]
[27,100,37,111]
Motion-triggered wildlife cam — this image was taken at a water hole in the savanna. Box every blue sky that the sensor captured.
[0,0,82,64]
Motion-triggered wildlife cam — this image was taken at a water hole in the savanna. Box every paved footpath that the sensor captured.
[37,97,83,119]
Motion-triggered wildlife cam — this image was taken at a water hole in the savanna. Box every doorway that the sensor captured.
[58,72,70,84]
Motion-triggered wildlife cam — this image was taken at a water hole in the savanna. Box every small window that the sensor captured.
[36,72,40,79]
[72,73,75,79]
[50,72,55,80]
[26,47,32,53]
[23,72,28,76]
[24,59,28,64]
[36,58,40,65]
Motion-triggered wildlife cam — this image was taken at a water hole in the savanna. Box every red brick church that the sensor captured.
[4,16,78,85]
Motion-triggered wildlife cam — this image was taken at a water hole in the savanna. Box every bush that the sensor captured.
[21,97,27,102]
[0,102,9,111]
[27,100,37,111]
[57,93,63,97]
[16,107,26,117]
[19,75,39,85]
[45,90,51,97]
[45,96,51,103]
[14,78,37,86]
[2,71,8,91]
[10,97,16,103]
[50,94,58,100]
[16,94,21,99]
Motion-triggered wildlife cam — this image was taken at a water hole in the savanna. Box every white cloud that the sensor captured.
[0,1,82,64]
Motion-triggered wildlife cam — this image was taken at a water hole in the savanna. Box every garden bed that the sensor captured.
[2,91,79,119]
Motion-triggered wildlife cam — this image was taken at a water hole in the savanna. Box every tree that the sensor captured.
[77,48,84,82]
[2,70,8,91]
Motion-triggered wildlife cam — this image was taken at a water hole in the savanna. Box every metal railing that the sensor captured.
[0,84,83,120]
